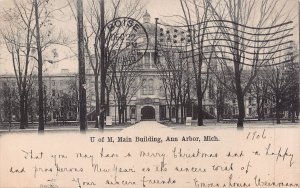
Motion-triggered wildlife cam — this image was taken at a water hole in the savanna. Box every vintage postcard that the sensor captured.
[0,0,299,187]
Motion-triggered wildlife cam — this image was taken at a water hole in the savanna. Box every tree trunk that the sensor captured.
[99,0,106,130]
[234,63,245,128]
[118,103,122,124]
[168,106,172,121]
[125,106,127,122]
[122,108,125,123]
[181,103,184,124]
[197,87,204,126]
[233,20,245,128]
[291,110,296,123]
[237,92,245,128]
[0,112,2,127]
[106,85,110,116]
[34,0,44,132]
[9,105,12,131]
[24,93,29,128]
[175,104,179,123]
[43,88,47,125]
[261,99,265,120]
[95,75,100,128]
[77,0,87,131]
[276,98,281,124]
[257,95,261,121]
[19,93,26,129]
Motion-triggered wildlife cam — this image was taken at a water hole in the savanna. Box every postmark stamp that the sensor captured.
[103,17,149,65]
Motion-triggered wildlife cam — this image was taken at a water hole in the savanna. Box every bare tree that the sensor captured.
[1,1,35,129]
[1,0,72,130]
[252,75,269,120]
[262,44,299,124]
[155,43,190,123]
[109,58,144,124]
[179,0,217,126]
[97,0,144,128]
[213,79,230,122]
[154,57,175,121]
[208,0,293,127]
[68,0,144,128]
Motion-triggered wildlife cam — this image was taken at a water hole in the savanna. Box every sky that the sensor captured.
[0,0,299,75]
[144,0,182,18]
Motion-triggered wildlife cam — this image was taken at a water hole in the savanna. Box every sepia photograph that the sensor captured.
[0,0,299,187]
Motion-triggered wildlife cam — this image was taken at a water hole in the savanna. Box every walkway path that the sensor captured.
[122,121,171,133]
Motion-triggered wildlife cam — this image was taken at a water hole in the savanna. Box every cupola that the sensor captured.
[143,10,151,23]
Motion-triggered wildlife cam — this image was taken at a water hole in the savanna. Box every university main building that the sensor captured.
[100,11,217,122]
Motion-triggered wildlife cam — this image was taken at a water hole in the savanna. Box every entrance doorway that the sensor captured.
[141,106,155,120]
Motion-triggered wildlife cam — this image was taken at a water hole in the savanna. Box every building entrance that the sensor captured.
[141,106,155,120]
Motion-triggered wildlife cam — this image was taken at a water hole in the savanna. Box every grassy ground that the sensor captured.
[162,119,299,129]
[0,121,132,132]
[0,119,298,133]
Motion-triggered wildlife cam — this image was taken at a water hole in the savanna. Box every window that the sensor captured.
[249,108,252,114]
[52,89,55,96]
[144,53,150,69]
[249,97,252,105]
[142,79,147,95]
[52,80,55,86]
[148,79,154,95]
[141,79,154,95]
[232,99,236,104]
[150,52,155,67]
